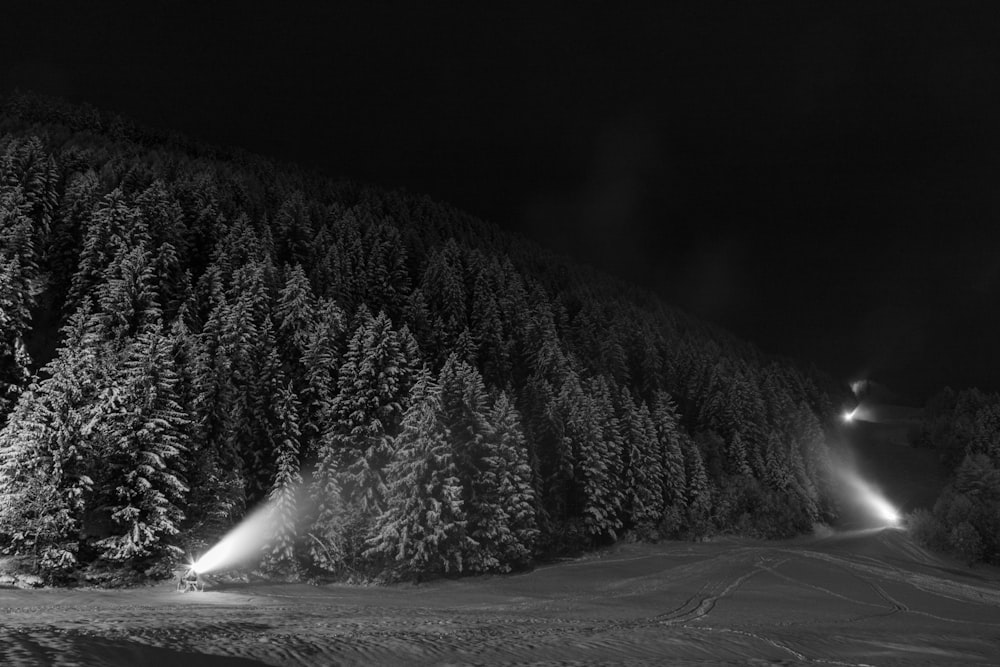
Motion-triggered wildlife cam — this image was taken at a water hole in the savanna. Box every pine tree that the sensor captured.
[0,186,39,417]
[366,372,470,579]
[683,435,712,536]
[0,136,59,238]
[469,262,509,387]
[262,382,303,574]
[421,240,468,363]
[308,310,416,570]
[273,191,316,266]
[91,328,189,564]
[300,297,346,458]
[94,245,162,344]
[651,392,687,512]
[0,257,32,418]
[321,310,413,514]
[275,263,316,377]
[487,392,538,566]
[363,221,411,319]
[49,170,101,298]
[190,292,247,521]
[68,188,147,311]
[438,355,535,572]
[619,390,664,537]
[0,302,105,574]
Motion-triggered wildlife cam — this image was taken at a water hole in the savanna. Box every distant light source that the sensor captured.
[843,408,856,423]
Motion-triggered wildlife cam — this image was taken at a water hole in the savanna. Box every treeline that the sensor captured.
[0,92,842,583]
[910,387,1000,564]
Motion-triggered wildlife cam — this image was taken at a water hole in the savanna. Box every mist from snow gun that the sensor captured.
[190,502,276,574]
[838,468,900,527]
[842,402,878,424]
[190,485,315,574]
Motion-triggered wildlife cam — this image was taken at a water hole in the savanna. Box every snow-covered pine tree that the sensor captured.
[366,371,470,579]
[469,260,509,387]
[324,309,412,515]
[0,302,104,575]
[437,355,493,570]
[308,309,415,570]
[0,186,39,417]
[577,376,625,542]
[94,244,162,345]
[487,391,538,566]
[68,188,147,312]
[651,391,687,514]
[420,240,468,363]
[275,263,316,380]
[546,373,623,545]
[48,170,101,300]
[619,390,665,537]
[438,354,534,572]
[91,327,189,565]
[136,180,189,319]
[299,297,345,458]
[362,221,410,320]
[273,191,316,267]
[0,257,32,419]
[262,381,303,574]
[762,433,791,492]
[189,292,247,525]
[683,434,712,536]
[0,136,59,240]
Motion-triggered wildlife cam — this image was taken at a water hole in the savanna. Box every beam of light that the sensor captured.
[838,468,900,528]
[841,402,882,424]
[191,501,280,574]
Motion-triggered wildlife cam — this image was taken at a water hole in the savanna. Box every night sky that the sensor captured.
[5,2,1000,400]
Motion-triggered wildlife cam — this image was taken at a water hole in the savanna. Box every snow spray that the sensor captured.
[190,502,277,574]
[836,467,900,528]
[190,485,310,574]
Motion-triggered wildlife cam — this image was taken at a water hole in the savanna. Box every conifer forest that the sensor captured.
[0,92,848,583]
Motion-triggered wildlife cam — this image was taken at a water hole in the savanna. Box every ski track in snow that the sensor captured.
[0,533,998,666]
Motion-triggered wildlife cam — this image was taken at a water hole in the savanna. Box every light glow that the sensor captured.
[842,408,856,422]
[191,502,278,574]
[839,469,900,528]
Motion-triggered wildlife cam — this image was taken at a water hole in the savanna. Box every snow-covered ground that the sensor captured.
[1,529,998,666]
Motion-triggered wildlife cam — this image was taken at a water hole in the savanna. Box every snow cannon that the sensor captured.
[176,565,205,593]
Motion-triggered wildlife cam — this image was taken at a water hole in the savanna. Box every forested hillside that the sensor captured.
[0,92,845,583]
[909,388,1000,564]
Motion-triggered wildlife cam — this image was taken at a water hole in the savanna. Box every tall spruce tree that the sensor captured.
[91,328,188,564]
[0,186,39,417]
[438,355,536,572]
[619,390,665,537]
[486,392,538,566]
[308,309,417,570]
[367,372,470,579]
[262,381,303,574]
[0,302,105,574]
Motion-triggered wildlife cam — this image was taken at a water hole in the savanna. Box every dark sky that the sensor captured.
[5,2,1000,400]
